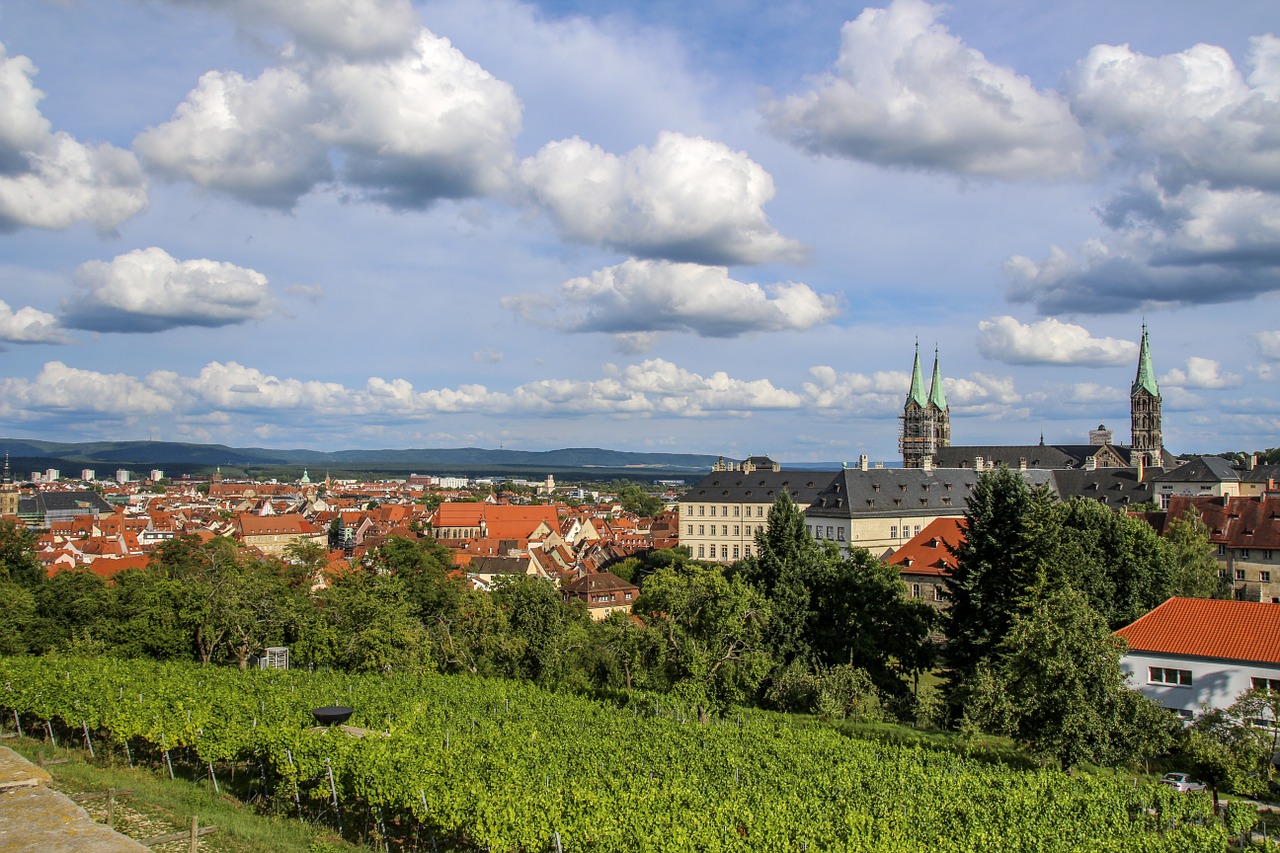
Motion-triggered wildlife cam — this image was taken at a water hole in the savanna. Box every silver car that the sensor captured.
[1159,772,1207,793]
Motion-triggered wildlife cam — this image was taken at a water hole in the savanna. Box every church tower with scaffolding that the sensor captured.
[900,345,950,468]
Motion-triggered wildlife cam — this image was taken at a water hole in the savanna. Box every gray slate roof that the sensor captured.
[1155,456,1241,484]
[934,444,1174,470]
[680,470,839,506]
[805,467,1055,520]
[1051,467,1163,511]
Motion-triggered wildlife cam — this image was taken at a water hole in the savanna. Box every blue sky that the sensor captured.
[0,0,1277,463]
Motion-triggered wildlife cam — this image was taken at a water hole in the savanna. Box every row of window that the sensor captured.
[590,592,633,603]
[1217,545,1275,561]
[908,583,944,601]
[1253,677,1280,692]
[686,524,754,538]
[1150,667,1192,686]
[696,544,749,560]
[688,505,766,518]
[891,524,922,539]
[810,525,845,542]
[1223,568,1273,583]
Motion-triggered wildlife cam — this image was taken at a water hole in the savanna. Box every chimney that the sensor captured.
[922,456,933,473]
[1085,455,1097,472]
[859,454,869,472]
[974,456,983,471]
[1136,452,1145,482]
[1245,453,1257,471]
[1018,457,1027,472]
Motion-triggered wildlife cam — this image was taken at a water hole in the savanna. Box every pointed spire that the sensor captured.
[928,346,948,410]
[2,452,9,484]
[1132,323,1160,397]
[907,341,927,408]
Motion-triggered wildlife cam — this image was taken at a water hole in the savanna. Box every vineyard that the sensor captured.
[0,656,1234,852]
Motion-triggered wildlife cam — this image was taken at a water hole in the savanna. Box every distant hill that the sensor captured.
[0,439,724,480]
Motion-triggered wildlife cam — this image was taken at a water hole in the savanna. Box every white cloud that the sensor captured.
[135,29,521,209]
[0,362,174,417]
[977,316,1137,366]
[1068,36,1280,192]
[761,0,1087,180]
[503,259,838,348]
[134,68,330,209]
[802,365,909,415]
[0,42,148,233]
[1006,180,1280,313]
[0,300,70,345]
[61,248,273,333]
[1160,356,1243,389]
[1255,330,1280,359]
[223,0,419,60]
[519,132,804,265]
[1010,37,1280,313]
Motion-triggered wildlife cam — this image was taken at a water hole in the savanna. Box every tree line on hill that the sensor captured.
[0,467,1274,792]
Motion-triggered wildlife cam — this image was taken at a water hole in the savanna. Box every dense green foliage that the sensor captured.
[942,467,1221,769]
[0,656,1229,852]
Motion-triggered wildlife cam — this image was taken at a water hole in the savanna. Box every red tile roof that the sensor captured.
[886,517,966,576]
[1115,596,1280,665]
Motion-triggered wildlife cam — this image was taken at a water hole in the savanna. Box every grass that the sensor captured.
[4,735,367,853]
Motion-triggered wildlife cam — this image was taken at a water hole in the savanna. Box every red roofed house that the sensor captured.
[236,513,325,558]
[885,517,965,610]
[562,571,639,621]
[1115,596,1280,721]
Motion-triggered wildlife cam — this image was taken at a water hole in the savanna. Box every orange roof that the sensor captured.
[886,517,966,576]
[1115,597,1280,665]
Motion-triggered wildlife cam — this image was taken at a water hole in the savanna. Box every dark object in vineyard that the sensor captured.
[311,706,354,726]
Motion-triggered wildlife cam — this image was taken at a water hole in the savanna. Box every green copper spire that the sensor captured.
[928,346,948,410]
[1132,324,1160,397]
[907,343,927,408]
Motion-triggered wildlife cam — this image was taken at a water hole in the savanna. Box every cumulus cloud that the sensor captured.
[61,248,273,333]
[171,0,421,60]
[134,68,330,209]
[519,133,804,265]
[0,362,174,418]
[802,366,910,415]
[1160,356,1243,389]
[0,42,147,233]
[1256,330,1280,359]
[1068,36,1280,193]
[760,0,1087,180]
[977,316,1137,366]
[135,29,520,209]
[503,259,838,348]
[1010,37,1280,313]
[0,301,70,345]
[0,357,815,432]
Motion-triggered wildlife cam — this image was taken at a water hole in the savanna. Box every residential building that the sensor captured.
[235,513,324,558]
[804,464,1051,558]
[885,517,965,609]
[562,571,639,620]
[1153,456,1242,509]
[1115,597,1280,719]
[678,466,836,563]
[1149,494,1280,603]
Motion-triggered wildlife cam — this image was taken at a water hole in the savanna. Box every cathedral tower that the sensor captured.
[900,344,950,467]
[1130,324,1162,455]
[0,453,18,518]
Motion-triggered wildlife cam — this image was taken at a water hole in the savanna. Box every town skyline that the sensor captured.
[1,0,1277,463]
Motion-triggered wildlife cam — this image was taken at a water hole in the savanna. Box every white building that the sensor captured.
[115,469,131,483]
[81,469,96,482]
[1116,597,1280,721]
[150,469,165,482]
[44,468,61,482]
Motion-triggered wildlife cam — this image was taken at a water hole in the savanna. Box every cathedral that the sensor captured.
[901,326,1171,470]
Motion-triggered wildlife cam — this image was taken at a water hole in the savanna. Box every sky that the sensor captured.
[0,0,1277,464]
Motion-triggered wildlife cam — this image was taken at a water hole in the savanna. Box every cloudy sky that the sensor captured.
[1,0,1277,464]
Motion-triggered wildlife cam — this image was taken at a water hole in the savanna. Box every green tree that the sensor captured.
[371,536,462,621]
[0,520,43,589]
[1162,508,1227,599]
[491,575,583,683]
[0,580,35,655]
[943,467,1049,685]
[30,569,114,653]
[307,572,432,673]
[737,490,821,667]
[960,586,1178,769]
[1182,687,1279,805]
[635,561,773,722]
[617,484,663,517]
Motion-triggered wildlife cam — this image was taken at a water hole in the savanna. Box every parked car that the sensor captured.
[1159,773,1207,793]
